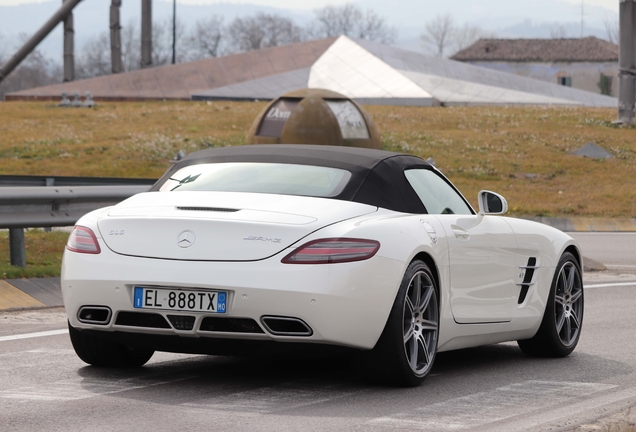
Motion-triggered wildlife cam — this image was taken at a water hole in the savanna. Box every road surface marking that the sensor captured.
[0,377,160,401]
[0,370,200,402]
[182,381,364,413]
[0,329,68,342]
[368,381,617,430]
[585,282,636,289]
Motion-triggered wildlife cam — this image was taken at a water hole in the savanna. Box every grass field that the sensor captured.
[0,230,67,279]
[0,101,634,277]
[1,101,634,218]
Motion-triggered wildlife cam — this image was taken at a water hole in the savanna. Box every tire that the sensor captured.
[518,252,584,357]
[368,260,439,387]
[68,322,155,367]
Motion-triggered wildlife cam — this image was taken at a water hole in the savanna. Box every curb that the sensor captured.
[0,278,62,312]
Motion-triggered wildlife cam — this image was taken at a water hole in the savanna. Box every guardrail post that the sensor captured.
[44,177,54,233]
[619,0,636,124]
[9,228,26,268]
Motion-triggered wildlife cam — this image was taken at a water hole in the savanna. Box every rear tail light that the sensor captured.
[66,226,101,254]
[282,238,380,264]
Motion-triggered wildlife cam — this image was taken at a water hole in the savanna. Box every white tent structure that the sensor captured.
[193,36,617,107]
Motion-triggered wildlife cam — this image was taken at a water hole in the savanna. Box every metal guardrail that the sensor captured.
[0,175,156,187]
[0,185,150,228]
[1,184,152,268]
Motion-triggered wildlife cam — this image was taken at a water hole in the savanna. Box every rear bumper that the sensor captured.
[62,244,405,350]
[75,328,361,357]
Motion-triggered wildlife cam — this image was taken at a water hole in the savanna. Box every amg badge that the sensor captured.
[243,236,282,243]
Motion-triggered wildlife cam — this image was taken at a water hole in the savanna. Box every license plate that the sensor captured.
[133,287,227,313]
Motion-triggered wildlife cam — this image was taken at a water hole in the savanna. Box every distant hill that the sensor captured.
[359,0,614,29]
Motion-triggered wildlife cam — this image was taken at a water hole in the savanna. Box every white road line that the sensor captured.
[0,329,68,342]
[182,382,364,414]
[584,282,636,289]
[0,373,203,402]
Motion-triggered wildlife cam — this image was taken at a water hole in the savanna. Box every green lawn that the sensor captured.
[0,230,67,279]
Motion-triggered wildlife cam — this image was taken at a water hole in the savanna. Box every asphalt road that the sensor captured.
[570,232,636,269]
[1,234,635,432]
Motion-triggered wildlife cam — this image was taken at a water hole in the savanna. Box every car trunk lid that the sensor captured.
[97,191,376,261]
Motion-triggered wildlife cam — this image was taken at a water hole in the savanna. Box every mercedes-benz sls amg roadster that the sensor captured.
[63,144,584,386]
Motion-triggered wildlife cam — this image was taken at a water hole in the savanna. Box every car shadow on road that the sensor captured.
[433,343,632,388]
[73,343,633,415]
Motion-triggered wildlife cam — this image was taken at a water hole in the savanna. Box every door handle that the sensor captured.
[452,228,470,240]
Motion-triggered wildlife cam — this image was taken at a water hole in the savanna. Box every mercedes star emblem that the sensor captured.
[177,230,196,248]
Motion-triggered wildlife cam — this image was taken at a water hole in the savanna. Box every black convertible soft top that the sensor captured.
[152,144,442,214]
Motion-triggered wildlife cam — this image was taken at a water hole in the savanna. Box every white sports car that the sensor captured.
[63,144,584,386]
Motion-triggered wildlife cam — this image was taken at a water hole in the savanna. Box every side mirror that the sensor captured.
[478,190,508,215]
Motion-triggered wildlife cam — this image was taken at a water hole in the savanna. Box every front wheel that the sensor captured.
[518,252,584,357]
[369,260,439,387]
[68,322,155,367]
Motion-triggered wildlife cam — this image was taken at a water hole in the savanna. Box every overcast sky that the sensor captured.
[0,0,619,11]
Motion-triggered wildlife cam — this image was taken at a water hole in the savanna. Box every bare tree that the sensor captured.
[0,32,6,65]
[76,20,140,78]
[75,18,189,78]
[420,17,495,58]
[549,24,568,39]
[453,23,491,53]
[605,17,619,44]
[152,18,189,65]
[355,8,396,43]
[187,15,225,59]
[310,3,396,43]
[76,33,111,78]
[311,4,359,38]
[121,20,140,72]
[421,14,455,57]
[228,13,304,52]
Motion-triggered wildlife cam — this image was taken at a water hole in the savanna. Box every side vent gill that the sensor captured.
[517,257,537,304]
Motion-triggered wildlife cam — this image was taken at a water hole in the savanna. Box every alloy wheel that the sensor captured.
[554,261,583,347]
[402,270,438,376]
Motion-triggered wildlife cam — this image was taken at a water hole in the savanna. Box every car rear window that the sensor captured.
[158,162,352,198]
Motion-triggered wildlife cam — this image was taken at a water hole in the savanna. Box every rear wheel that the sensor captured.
[68,322,154,367]
[518,252,583,357]
[369,260,439,387]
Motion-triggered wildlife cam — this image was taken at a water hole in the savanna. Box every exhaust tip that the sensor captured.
[260,316,313,337]
[78,306,112,325]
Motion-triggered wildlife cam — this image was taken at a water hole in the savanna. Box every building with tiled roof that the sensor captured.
[451,37,618,97]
